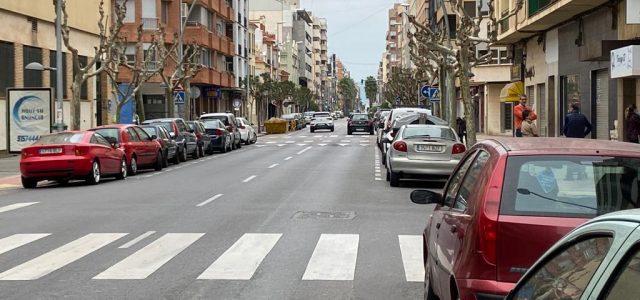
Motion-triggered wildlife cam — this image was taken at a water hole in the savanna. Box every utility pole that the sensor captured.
[54,0,64,131]
[179,1,196,120]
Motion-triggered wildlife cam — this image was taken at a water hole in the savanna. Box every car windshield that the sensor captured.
[316,117,332,122]
[402,127,456,140]
[146,122,173,133]
[352,114,368,121]
[501,156,640,218]
[187,123,195,130]
[203,120,222,129]
[202,116,228,125]
[141,127,157,137]
[91,128,120,142]
[34,133,85,145]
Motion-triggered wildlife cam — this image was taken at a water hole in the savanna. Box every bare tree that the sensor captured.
[408,0,509,145]
[58,0,126,130]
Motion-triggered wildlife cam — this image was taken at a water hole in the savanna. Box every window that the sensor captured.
[0,41,15,98]
[49,51,67,98]
[125,45,136,64]
[491,49,499,65]
[528,0,555,16]
[501,102,513,132]
[176,120,189,132]
[216,20,224,36]
[92,128,120,142]
[501,156,640,217]
[161,1,169,24]
[463,1,476,18]
[127,128,141,141]
[116,0,135,23]
[447,15,457,39]
[92,134,111,147]
[455,151,490,210]
[443,152,478,207]
[35,133,85,145]
[133,127,151,140]
[23,46,42,88]
[142,127,157,137]
[75,55,89,99]
[513,236,613,300]
[602,245,640,299]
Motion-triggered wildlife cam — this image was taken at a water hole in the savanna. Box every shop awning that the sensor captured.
[500,81,524,102]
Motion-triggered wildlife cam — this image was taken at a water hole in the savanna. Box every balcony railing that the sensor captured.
[142,18,159,30]
[528,0,555,17]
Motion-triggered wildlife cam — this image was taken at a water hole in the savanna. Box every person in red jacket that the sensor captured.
[514,95,537,137]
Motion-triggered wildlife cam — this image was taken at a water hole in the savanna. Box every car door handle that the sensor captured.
[450,225,457,233]
[435,223,441,229]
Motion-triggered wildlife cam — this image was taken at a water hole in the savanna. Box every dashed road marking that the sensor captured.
[297,147,312,155]
[268,164,279,169]
[0,202,39,214]
[243,175,257,183]
[196,194,224,207]
[284,156,293,161]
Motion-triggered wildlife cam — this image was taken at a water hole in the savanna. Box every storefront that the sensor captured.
[612,45,640,141]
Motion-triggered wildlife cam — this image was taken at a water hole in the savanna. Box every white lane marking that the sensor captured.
[360,144,368,146]
[198,233,282,280]
[296,144,307,146]
[302,234,359,281]
[285,141,295,144]
[338,144,347,147]
[256,145,266,148]
[330,135,338,138]
[266,141,276,144]
[322,140,332,143]
[284,156,293,161]
[0,234,50,255]
[297,146,312,155]
[196,194,224,207]
[94,233,204,280]
[299,135,307,138]
[277,144,286,147]
[0,202,39,214]
[304,140,313,143]
[398,235,425,282]
[243,175,257,183]
[0,233,127,280]
[318,144,327,146]
[340,140,350,143]
[118,231,156,249]
[375,178,383,181]
[268,163,279,169]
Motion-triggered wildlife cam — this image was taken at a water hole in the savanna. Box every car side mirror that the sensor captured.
[150,135,157,140]
[169,132,176,138]
[410,190,442,205]
[189,129,195,133]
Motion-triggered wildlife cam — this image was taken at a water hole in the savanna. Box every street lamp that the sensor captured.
[25,62,65,131]
[25,62,56,72]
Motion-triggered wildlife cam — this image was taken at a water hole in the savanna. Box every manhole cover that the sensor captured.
[292,211,356,220]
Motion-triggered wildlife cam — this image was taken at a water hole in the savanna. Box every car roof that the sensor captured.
[585,209,640,225]
[404,124,451,129]
[201,113,233,117]
[91,124,131,129]
[144,118,182,122]
[483,137,640,155]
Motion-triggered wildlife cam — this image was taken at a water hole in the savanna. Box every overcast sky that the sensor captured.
[300,0,399,102]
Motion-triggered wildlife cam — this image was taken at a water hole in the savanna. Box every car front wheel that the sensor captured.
[154,151,163,171]
[115,158,127,180]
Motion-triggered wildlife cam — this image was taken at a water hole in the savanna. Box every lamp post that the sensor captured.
[25,62,62,131]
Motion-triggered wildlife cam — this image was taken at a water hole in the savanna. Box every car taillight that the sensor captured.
[74,146,88,156]
[393,141,407,152]
[477,157,505,266]
[215,129,224,136]
[452,143,466,154]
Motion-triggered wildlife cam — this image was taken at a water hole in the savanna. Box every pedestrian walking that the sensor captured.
[520,110,539,137]
[514,95,537,137]
[456,117,467,144]
[563,101,592,138]
[625,104,640,143]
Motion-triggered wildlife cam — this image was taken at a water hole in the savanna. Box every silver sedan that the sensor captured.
[385,124,465,187]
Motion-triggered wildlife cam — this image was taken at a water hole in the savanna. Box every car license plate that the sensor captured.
[416,144,444,152]
[39,148,62,155]
[356,128,364,131]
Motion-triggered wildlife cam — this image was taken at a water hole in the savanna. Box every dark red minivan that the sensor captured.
[411,138,640,300]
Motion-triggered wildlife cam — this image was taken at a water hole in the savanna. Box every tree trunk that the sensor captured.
[459,43,476,146]
[445,67,457,127]
[184,80,192,120]
[439,66,447,121]
[165,87,174,118]
[135,91,145,123]
[70,78,82,130]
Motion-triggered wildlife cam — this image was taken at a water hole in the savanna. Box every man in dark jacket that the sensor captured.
[563,102,592,138]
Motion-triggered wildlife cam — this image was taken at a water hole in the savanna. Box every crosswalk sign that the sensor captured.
[174,91,185,104]
[428,88,440,102]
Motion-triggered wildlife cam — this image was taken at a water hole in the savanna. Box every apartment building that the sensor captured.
[0,0,109,152]
[233,0,249,94]
[116,0,236,121]
[494,0,640,140]
[385,4,405,73]
[293,9,313,89]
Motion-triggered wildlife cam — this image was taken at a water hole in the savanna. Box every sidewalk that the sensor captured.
[0,155,21,190]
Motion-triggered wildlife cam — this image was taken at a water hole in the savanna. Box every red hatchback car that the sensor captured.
[90,124,163,175]
[410,138,640,300]
[20,131,127,188]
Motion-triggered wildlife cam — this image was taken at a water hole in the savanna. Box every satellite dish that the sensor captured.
[190,86,201,99]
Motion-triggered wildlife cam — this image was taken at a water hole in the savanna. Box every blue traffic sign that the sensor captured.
[174,91,185,104]
[428,87,440,101]
[421,85,430,98]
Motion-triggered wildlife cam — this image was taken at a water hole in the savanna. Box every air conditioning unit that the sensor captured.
[181,3,189,19]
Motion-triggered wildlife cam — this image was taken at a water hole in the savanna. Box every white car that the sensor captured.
[310,116,334,133]
[236,117,257,145]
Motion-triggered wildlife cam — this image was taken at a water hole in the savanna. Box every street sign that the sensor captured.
[174,91,185,104]
[395,96,401,105]
[233,99,241,108]
[428,87,440,102]
[420,85,430,98]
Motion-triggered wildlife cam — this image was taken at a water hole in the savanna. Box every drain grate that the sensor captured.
[292,211,356,220]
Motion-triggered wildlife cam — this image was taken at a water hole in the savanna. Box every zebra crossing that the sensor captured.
[0,232,424,282]
[257,136,372,148]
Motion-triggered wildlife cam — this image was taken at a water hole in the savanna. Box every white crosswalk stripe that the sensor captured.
[0,202,39,213]
[198,233,282,280]
[0,233,127,280]
[94,233,204,280]
[0,234,50,255]
[302,234,359,281]
[398,235,425,282]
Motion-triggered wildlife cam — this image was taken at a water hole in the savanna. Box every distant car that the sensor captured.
[310,116,334,132]
[385,124,464,186]
[142,118,197,162]
[140,124,178,166]
[282,114,302,131]
[410,137,640,300]
[506,209,640,300]
[187,121,212,157]
[376,111,391,149]
[90,124,164,175]
[312,112,331,119]
[236,117,257,145]
[20,131,127,188]
[200,113,242,150]
[304,112,315,124]
[334,111,344,119]
[203,119,233,153]
[347,113,374,135]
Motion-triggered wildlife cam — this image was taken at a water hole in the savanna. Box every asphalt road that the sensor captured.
[0,119,437,300]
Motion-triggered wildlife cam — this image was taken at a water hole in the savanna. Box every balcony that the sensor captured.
[142,18,159,30]
[495,0,610,45]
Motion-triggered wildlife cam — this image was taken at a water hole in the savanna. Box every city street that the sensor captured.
[0,119,434,299]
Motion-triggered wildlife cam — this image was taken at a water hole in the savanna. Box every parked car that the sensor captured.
[310,116,334,132]
[202,119,233,153]
[200,113,242,150]
[505,209,640,300]
[187,121,212,157]
[376,111,391,150]
[381,112,447,166]
[142,118,197,162]
[90,124,163,175]
[410,137,640,300]
[385,124,464,187]
[20,131,127,188]
[140,124,178,167]
[304,112,315,124]
[236,117,258,145]
[294,113,307,129]
[334,111,344,119]
[347,113,374,135]
[282,114,301,131]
